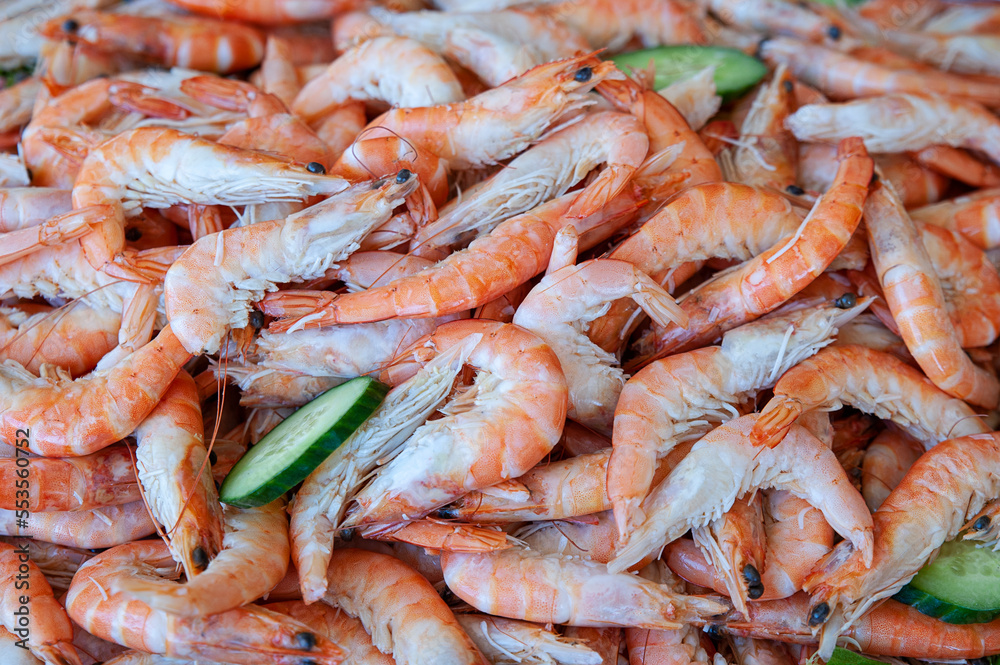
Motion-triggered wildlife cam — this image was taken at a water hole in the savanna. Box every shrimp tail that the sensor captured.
[750,398,803,448]
[633,280,689,329]
[262,290,339,323]
[35,643,83,665]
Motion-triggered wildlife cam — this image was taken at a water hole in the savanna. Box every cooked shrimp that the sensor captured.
[512,257,685,435]
[291,340,473,602]
[0,303,120,377]
[411,112,648,257]
[759,38,1000,107]
[164,173,416,355]
[861,428,923,512]
[0,444,138,512]
[518,511,622,566]
[708,0,846,44]
[609,299,868,538]
[40,10,265,74]
[541,0,706,50]
[264,600,393,665]
[634,137,872,370]
[364,53,620,170]
[264,188,642,329]
[292,37,464,124]
[804,432,1000,659]
[441,547,728,628]
[0,541,81,665]
[436,450,613,522]
[912,145,1000,189]
[0,501,156,549]
[865,178,999,407]
[658,67,721,132]
[752,345,989,449]
[0,538,92,594]
[134,371,223,579]
[786,94,1000,167]
[720,64,797,192]
[115,501,288,617]
[370,7,590,87]
[691,493,766,615]
[609,415,873,576]
[324,548,488,665]
[342,320,568,526]
[162,0,357,24]
[910,187,1000,250]
[0,625,43,665]
[65,540,344,665]
[860,21,1000,77]
[358,520,510,553]
[0,325,190,456]
[0,76,40,135]
[331,136,450,207]
[0,188,73,232]
[667,489,834,601]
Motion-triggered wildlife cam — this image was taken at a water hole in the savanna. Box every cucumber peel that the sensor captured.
[219,376,389,508]
[892,539,1000,624]
[608,46,767,100]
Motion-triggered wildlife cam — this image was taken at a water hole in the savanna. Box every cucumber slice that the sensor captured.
[822,647,888,665]
[219,377,388,508]
[608,46,767,100]
[892,539,1000,624]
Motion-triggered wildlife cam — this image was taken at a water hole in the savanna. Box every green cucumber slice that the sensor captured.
[892,539,1000,624]
[219,376,388,508]
[821,647,888,665]
[608,46,767,100]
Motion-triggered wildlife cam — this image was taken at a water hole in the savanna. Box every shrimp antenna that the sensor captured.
[947,413,990,440]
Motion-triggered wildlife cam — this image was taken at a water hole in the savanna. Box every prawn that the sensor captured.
[441,547,729,629]
[0,303,120,377]
[910,187,1000,250]
[861,428,923,512]
[163,172,417,355]
[65,539,345,665]
[864,178,999,407]
[541,0,706,51]
[265,600,393,665]
[0,501,156,549]
[323,548,488,665]
[457,614,602,665]
[608,415,873,577]
[342,320,567,526]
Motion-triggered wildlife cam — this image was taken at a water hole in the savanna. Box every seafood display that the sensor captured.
[2,1,1000,664]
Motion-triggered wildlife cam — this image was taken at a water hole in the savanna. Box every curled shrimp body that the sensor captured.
[441,547,728,629]
[0,541,81,665]
[364,53,621,171]
[0,303,120,377]
[0,325,190,457]
[65,540,344,665]
[787,94,1000,167]
[115,501,288,618]
[263,188,642,330]
[411,112,649,257]
[609,415,873,577]
[910,187,1000,251]
[342,320,568,526]
[0,444,138,512]
[805,432,1000,659]
[324,548,488,665]
[0,188,72,232]
[759,38,1000,107]
[457,614,602,665]
[608,300,867,537]
[164,174,417,355]
[635,137,872,365]
[41,10,265,74]
[370,8,590,88]
[751,345,989,449]
[264,601,393,665]
[861,428,923,512]
[291,341,472,603]
[436,450,614,523]
[512,257,686,435]
[134,371,223,579]
[292,37,465,125]
[0,501,156,549]
[164,0,356,24]
[865,179,999,407]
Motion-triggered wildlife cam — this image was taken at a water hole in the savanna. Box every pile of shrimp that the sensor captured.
[2,0,1000,663]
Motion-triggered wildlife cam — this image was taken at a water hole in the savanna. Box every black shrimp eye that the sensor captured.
[338,528,354,541]
[974,515,991,530]
[305,161,325,174]
[191,546,209,570]
[248,309,265,330]
[827,25,842,40]
[786,184,805,196]
[208,450,218,466]
[294,632,317,651]
[782,79,794,93]
[742,563,762,586]
[748,582,765,599]
[435,505,458,519]
[62,18,80,33]
[808,602,831,626]
[574,66,593,83]
[870,172,880,186]
[396,168,412,184]
[705,623,723,639]
[834,292,858,309]
[124,227,142,242]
